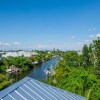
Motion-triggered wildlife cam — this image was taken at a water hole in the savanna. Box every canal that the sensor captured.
[28,56,61,80]
[14,56,61,82]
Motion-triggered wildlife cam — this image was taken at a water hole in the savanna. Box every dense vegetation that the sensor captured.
[46,39,100,100]
[0,57,33,71]
[0,74,13,90]
[0,50,61,90]
[0,57,33,90]
[32,49,62,62]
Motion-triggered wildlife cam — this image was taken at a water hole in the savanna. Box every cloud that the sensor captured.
[36,44,46,49]
[88,28,92,32]
[0,42,2,46]
[4,43,11,46]
[84,40,92,45]
[0,42,84,50]
[88,27,96,32]
[29,42,84,50]
[76,40,92,46]
[96,34,100,38]
[71,36,76,39]
[89,34,95,38]
[93,28,96,31]
[77,42,83,45]
[0,42,21,47]
[85,40,89,42]
[85,40,92,42]
[13,42,20,45]
[33,44,58,49]
[0,42,11,46]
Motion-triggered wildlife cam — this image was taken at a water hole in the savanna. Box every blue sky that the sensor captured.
[0,0,100,50]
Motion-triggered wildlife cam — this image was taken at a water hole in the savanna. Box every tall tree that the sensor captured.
[88,44,93,65]
[82,44,90,68]
[92,38,100,69]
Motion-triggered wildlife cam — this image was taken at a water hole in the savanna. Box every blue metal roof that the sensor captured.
[0,77,86,100]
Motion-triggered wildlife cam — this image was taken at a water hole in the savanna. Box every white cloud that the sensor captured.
[77,42,83,45]
[93,27,96,31]
[0,42,2,46]
[4,43,11,46]
[0,42,21,47]
[85,40,92,42]
[33,44,58,49]
[88,28,92,32]
[85,40,89,42]
[30,42,84,50]
[0,42,11,46]
[88,27,96,32]
[89,34,95,38]
[71,36,76,39]
[96,34,100,38]
[13,42,20,45]
[77,40,92,46]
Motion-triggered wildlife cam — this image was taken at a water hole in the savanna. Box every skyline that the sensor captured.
[0,0,100,50]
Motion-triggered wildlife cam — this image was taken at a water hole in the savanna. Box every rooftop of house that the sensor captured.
[0,77,85,100]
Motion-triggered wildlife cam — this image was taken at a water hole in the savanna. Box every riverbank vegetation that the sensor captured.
[31,49,62,63]
[0,50,62,90]
[46,38,100,100]
[0,57,33,90]
[0,74,13,90]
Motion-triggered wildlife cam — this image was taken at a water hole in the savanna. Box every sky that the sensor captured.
[0,0,100,51]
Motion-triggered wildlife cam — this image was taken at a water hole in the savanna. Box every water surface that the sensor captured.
[28,56,61,80]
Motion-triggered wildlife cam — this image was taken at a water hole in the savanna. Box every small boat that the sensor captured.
[32,61,38,65]
[44,68,51,75]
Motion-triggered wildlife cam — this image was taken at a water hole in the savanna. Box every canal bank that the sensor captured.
[12,56,61,83]
[28,56,61,80]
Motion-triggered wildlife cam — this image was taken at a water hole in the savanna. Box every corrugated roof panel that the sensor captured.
[16,88,34,100]
[2,95,13,100]
[0,77,86,100]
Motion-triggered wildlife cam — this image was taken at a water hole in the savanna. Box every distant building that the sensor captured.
[2,51,38,58]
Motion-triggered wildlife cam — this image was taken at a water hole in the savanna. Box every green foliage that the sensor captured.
[31,50,62,63]
[93,39,100,69]
[82,44,91,68]
[47,39,100,100]
[0,74,13,90]
[62,51,79,67]
[0,50,62,90]
[54,66,99,98]
[0,56,34,90]
[0,57,33,72]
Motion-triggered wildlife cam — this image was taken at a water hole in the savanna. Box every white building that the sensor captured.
[2,51,38,58]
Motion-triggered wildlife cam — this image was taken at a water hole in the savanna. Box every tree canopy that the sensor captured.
[46,38,100,100]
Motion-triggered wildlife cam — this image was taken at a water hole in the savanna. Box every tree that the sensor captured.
[62,51,79,67]
[82,44,90,68]
[47,50,100,100]
[88,44,94,66]
[92,39,100,69]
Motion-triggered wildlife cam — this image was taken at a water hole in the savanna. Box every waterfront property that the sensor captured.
[0,77,85,100]
[6,65,19,74]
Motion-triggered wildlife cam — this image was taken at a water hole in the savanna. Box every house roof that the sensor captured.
[0,77,85,100]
